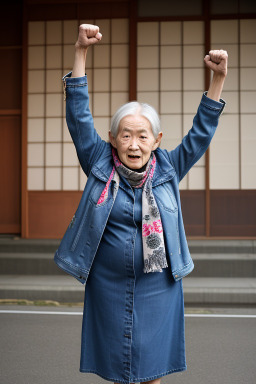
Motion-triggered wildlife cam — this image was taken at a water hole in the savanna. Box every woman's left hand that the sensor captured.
[204,49,228,77]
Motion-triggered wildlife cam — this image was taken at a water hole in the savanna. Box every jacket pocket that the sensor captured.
[70,208,89,252]
[154,183,178,213]
[89,179,113,207]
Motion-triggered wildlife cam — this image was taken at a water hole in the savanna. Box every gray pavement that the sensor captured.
[1,305,256,384]
[1,275,256,305]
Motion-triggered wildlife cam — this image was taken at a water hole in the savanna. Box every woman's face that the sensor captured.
[109,114,162,170]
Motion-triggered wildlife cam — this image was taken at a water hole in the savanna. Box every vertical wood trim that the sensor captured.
[129,0,137,100]
[204,0,211,236]
[61,20,65,190]
[110,18,113,130]
[158,21,161,115]
[181,21,186,187]
[21,1,29,237]
[238,19,241,189]
[43,21,47,190]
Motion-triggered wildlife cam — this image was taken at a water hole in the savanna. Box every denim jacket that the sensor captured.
[54,72,225,284]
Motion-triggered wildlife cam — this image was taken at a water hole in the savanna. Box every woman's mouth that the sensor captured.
[128,155,140,159]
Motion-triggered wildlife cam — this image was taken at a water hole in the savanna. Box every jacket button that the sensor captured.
[175,274,178,278]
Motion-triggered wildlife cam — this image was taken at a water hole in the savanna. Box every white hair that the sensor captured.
[110,101,161,138]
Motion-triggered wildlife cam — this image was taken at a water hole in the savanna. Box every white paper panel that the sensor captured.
[160,22,181,45]
[46,94,62,117]
[94,45,110,68]
[28,70,44,93]
[160,69,182,91]
[28,21,45,45]
[28,118,44,142]
[138,22,159,45]
[63,167,79,190]
[63,20,78,44]
[111,19,129,44]
[46,46,62,69]
[46,21,62,44]
[111,44,129,68]
[137,69,159,92]
[93,93,110,116]
[137,46,159,68]
[28,167,44,190]
[28,143,44,166]
[240,20,256,43]
[183,21,204,45]
[111,69,129,92]
[160,92,182,114]
[137,92,159,113]
[28,95,45,118]
[45,167,61,190]
[45,143,62,166]
[160,46,182,68]
[111,92,129,115]
[63,143,78,166]
[46,118,62,142]
[189,166,205,190]
[211,20,238,44]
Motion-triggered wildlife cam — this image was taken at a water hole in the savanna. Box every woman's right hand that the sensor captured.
[71,24,102,77]
[75,24,102,49]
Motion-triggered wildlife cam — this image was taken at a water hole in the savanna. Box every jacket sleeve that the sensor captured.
[63,72,107,176]
[166,92,226,183]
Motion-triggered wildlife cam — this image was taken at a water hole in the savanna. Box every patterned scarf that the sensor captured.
[97,148,168,273]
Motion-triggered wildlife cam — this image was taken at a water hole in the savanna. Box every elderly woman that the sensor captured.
[55,25,227,384]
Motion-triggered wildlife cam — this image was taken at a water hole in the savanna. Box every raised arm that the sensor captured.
[167,50,228,182]
[63,24,106,176]
[204,49,228,101]
[72,24,102,77]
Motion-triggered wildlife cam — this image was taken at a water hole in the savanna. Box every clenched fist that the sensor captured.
[204,50,228,77]
[75,24,102,49]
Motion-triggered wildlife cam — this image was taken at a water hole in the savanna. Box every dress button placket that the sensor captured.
[122,191,136,382]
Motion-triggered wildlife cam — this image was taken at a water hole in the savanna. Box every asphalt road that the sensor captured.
[1,306,256,384]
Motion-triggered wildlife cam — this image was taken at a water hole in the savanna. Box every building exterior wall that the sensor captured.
[1,0,256,238]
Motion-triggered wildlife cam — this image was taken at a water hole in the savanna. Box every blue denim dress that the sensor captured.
[80,175,186,383]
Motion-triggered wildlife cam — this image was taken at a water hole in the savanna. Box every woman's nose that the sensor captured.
[129,138,139,149]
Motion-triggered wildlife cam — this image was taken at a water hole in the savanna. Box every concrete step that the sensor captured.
[0,237,256,254]
[0,253,65,275]
[0,275,84,303]
[1,252,256,278]
[0,238,60,253]
[183,277,256,306]
[188,239,256,254]
[0,275,255,306]
[191,253,256,277]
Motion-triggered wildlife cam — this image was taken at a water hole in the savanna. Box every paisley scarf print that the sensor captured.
[97,148,168,273]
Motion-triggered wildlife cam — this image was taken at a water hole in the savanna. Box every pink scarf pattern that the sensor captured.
[97,148,168,273]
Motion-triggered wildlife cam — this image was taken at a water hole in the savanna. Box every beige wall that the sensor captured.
[210,19,256,189]
[27,18,256,192]
[137,21,205,190]
[27,19,129,191]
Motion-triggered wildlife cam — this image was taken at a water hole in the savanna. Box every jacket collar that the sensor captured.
[152,148,176,186]
[91,146,176,188]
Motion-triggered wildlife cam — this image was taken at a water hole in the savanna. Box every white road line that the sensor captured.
[0,310,82,315]
[185,314,256,318]
[0,310,256,318]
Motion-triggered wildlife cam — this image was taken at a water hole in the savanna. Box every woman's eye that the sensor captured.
[140,136,147,139]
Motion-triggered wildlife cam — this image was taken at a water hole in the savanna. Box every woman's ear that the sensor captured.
[152,132,163,150]
[109,131,117,148]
